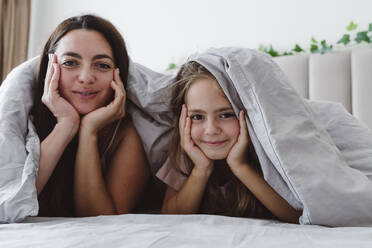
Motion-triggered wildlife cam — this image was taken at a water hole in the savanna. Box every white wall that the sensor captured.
[28,0,372,71]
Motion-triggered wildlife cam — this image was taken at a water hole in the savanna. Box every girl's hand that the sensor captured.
[226,110,250,173]
[42,54,80,129]
[80,68,126,135]
[180,104,213,175]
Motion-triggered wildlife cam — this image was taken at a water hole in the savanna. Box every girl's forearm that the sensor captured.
[37,122,77,195]
[74,130,116,216]
[162,167,212,214]
[233,165,301,223]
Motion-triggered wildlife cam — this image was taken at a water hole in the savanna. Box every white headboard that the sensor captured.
[273,48,372,129]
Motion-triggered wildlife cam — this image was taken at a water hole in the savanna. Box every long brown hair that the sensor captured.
[168,61,274,218]
[31,14,129,216]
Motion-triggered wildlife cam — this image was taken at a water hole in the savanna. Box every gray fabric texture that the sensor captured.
[1,48,372,226]
[0,57,39,223]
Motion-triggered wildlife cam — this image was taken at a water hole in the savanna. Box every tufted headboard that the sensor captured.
[273,48,372,129]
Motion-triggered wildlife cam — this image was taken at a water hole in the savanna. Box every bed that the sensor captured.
[1,48,372,247]
[1,214,372,247]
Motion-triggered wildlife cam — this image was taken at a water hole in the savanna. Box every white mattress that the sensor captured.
[1,214,371,247]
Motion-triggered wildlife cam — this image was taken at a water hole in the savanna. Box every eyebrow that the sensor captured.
[188,107,234,113]
[93,54,114,61]
[61,52,114,62]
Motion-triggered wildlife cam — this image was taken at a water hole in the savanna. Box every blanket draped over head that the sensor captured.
[1,48,372,226]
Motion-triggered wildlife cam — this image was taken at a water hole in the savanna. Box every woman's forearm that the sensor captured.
[233,165,301,223]
[162,167,212,214]
[74,130,116,216]
[37,122,77,195]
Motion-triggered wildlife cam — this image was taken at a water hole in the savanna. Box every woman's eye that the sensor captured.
[190,114,203,121]
[61,60,78,67]
[95,62,112,70]
[220,113,236,119]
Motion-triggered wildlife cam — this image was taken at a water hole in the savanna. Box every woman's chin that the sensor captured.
[73,103,98,115]
[76,107,94,115]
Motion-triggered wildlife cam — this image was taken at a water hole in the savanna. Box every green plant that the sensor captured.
[167,63,177,70]
[259,21,372,57]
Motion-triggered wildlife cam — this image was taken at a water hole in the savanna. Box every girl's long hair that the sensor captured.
[168,61,274,218]
[32,15,129,216]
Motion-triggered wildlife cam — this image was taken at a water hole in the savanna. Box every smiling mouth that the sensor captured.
[73,90,99,95]
[73,90,99,99]
[202,140,227,147]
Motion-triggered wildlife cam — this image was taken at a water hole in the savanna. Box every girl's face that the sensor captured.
[55,29,115,115]
[185,78,240,160]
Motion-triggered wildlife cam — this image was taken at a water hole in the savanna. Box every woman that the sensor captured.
[32,14,149,217]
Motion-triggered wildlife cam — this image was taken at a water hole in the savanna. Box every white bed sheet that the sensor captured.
[0,214,371,247]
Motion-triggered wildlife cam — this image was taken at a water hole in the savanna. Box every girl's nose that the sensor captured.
[205,119,221,135]
[78,66,94,84]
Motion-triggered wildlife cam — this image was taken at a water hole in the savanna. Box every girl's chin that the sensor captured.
[203,151,228,161]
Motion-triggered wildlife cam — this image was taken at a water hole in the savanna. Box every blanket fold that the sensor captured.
[0,57,39,223]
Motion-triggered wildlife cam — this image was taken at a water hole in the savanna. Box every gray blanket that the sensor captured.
[1,48,372,226]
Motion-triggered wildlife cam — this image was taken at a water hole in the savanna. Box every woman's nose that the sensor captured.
[78,65,94,84]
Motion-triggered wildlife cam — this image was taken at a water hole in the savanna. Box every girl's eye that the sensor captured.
[190,114,203,121]
[61,60,78,67]
[95,62,112,71]
[220,112,236,119]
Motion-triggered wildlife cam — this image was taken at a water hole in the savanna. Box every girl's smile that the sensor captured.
[185,78,240,160]
[202,140,228,146]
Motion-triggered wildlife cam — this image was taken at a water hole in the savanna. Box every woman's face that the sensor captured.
[185,78,240,160]
[55,29,115,115]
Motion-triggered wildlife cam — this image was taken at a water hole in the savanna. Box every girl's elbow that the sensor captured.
[281,210,302,224]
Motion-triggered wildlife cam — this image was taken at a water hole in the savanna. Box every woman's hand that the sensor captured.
[80,68,126,136]
[226,110,250,173]
[42,54,80,131]
[180,104,214,176]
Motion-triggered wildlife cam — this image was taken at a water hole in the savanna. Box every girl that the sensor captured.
[32,15,149,217]
[157,61,302,223]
